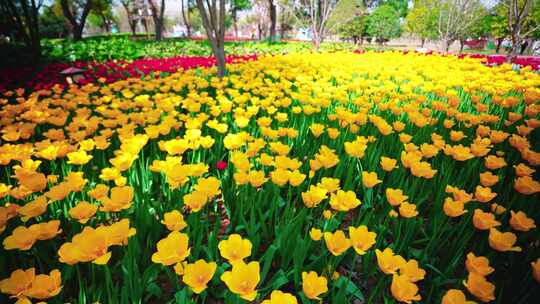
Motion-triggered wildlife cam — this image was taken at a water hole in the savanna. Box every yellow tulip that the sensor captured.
[531,258,540,283]
[317,177,340,193]
[348,225,376,255]
[218,234,252,263]
[301,185,327,208]
[3,226,38,251]
[474,186,497,203]
[472,209,500,230]
[488,228,521,252]
[376,248,406,275]
[99,186,134,212]
[221,261,260,301]
[24,269,62,300]
[380,156,398,171]
[463,272,495,303]
[465,252,494,276]
[362,171,382,188]
[390,274,421,303]
[399,259,426,282]
[68,201,97,224]
[399,202,419,218]
[183,190,209,212]
[329,190,361,212]
[386,188,408,206]
[323,230,351,256]
[443,197,467,217]
[514,176,540,195]
[309,228,323,241]
[66,150,93,165]
[301,271,327,300]
[261,290,298,304]
[0,268,35,297]
[151,231,191,266]
[182,259,217,294]
[441,289,476,304]
[161,210,188,231]
[509,210,536,232]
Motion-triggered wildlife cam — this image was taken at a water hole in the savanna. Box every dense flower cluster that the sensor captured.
[0,55,256,92]
[0,51,539,303]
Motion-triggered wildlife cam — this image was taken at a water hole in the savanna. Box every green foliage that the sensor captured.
[382,0,409,18]
[327,0,364,35]
[339,16,368,42]
[232,0,251,11]
[366,4,401,42]
[40,4,70,38]
[40,37,357,62]
[404,0,438,40]
[87,0,117,31]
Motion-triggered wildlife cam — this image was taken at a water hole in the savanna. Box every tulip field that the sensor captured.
[1,51,540,304]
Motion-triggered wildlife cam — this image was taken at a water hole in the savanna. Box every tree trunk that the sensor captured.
[507,31,520,63]
[459,39,465,54]
[101,14,111,33]
[196,0,226,77]
[130,19,137,35]
[268,0,276,41]
[495,38,502,53]
[181,0,192,38]
[143,19,149,35]
[73,24,84,40]
[214,39,226,76]
[149,0,166,41]
[121,2,137,35]
[506,0,529,63]
[312,32,320,51]
[60,0,93,41]
[520,38,531,54]
[523,39,535,55]
[232,9,238,38]
[421,38,425,48]
[28,0,42,63]
[441,38,453,52]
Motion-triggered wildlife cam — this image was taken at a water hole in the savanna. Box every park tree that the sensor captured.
[504,0,540,60]
[436,0,486,51]
[295,0,341,50]
[0,0,43,61]
[486,4,510,53]
[196,0,227,76]
[231,0,251,38]
[40,2,70,38]
[278,0,298,38]
[119,0,138,35]
[338,14,367,45]
[180,0,196,38]
[88,0,116,33]
[148,0,165,40]
[404,0,438,47]
[366,4,401,44]
[60,0,94,40]
[382,0,408,18]
[268,0,277,40]
[326,0,363,36]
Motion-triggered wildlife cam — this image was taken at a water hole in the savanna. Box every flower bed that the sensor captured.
[463,54,540,70]
[0,55,257,92]
[1,52,539,303]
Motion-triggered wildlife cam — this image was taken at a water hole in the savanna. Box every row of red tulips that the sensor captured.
[0,55,257,93]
